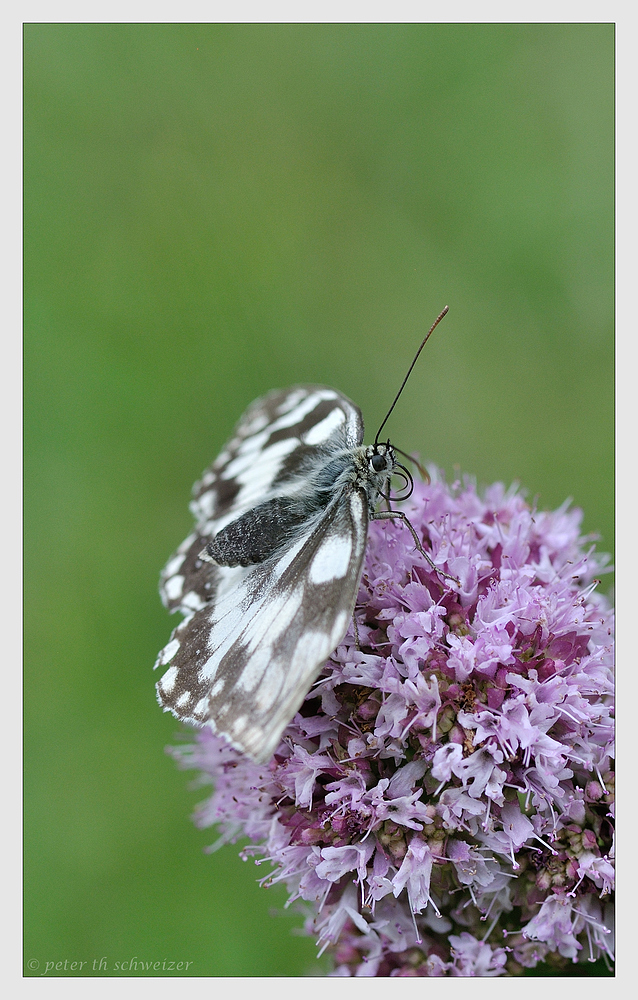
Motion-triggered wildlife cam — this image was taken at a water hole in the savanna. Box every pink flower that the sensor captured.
[168,470,614,976]
[391,836,435,913]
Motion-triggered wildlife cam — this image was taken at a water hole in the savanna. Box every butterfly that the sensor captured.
[155,307,452,763]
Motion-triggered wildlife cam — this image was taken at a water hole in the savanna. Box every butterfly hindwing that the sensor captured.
[156,487,368,762]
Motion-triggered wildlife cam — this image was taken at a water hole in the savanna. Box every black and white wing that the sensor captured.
[155,386,368,762]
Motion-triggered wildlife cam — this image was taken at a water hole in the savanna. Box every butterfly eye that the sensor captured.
[370,452,387,473]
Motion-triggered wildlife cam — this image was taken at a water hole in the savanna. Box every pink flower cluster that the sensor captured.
[170,471,614,976]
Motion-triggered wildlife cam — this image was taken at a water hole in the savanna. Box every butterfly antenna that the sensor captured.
[374,305,449,448]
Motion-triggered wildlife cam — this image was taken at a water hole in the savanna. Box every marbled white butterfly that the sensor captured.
[155,307,452,762]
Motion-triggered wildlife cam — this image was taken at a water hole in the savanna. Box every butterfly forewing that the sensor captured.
[155,385,368,762]
[159,386,363,614]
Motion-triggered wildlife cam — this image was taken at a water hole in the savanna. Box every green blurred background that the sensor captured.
[24,23,614,977]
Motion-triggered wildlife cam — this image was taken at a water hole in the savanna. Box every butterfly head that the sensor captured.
[367,441,395,476]
[365,441,414,503]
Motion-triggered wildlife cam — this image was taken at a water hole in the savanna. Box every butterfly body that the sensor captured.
[154,384,406,763]
[202,442,395,569]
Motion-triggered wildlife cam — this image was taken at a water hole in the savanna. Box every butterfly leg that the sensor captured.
[370,509,460,586]
[383,484,393,513]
